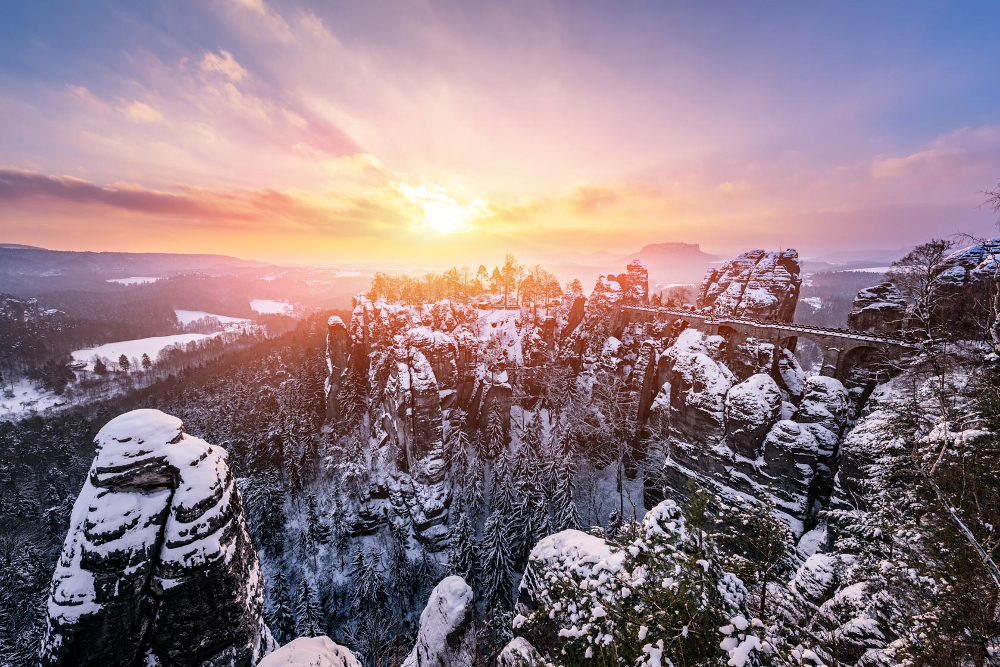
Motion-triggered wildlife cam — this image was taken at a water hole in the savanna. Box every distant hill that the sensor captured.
[0,243,44,250]
[0,245,273,294]
[549,242,720,288]
[620,242,719,283]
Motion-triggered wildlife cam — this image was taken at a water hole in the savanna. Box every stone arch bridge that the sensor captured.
[623,306,916,381]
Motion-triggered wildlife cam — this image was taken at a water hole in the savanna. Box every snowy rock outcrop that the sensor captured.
[725,373,782,458]
[257,637,361,667]
[497,638,545,667]
[697,249,801,321]
[657,329,735,452]
[590,260,649,306]
[41,409,272,667]
[846,282,907,334]
[326,315,352,421]
[935,236,1000,287]
[403,576,475,667]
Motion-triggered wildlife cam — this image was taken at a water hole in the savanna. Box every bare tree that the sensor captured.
[886,238,955,340]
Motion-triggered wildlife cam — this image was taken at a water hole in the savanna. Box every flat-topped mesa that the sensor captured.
[697,249,801,322]
[847,282,907,334]
[41,409,272,667]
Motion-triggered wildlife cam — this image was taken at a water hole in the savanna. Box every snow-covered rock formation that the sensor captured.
[325,253,858,549]
[936,236,1000,287]
[325,298,533,548]
[41,409,273,667]
[403,575,475,667]
[590,260,649,306]
[697,249,801,321]
[846,281,907,333]
[257,637,361,667]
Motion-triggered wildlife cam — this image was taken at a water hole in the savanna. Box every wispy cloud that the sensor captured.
[200,50,247,82]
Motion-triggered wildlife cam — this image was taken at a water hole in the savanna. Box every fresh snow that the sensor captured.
[174,309,250,325]
[257,637,361,667]
[106,276,162,285]
[72,333,223,370]
[0,378,63,417]
[250,299,293,314]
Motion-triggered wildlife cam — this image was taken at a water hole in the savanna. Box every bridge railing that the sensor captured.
[622,305,916,347]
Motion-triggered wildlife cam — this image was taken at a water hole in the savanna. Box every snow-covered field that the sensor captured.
[841,266,891,273]
[0,378,63,418]
[174,309,250,325]
[250,299,293,314]
[106,276,163,285]
[72,333,223,370]
[800,297,822,311]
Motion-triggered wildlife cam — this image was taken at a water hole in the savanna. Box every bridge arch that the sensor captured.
[837,344,889,383]
[775,335,798,353]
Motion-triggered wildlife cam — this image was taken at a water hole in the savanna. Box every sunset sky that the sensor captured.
[1,1,999,265]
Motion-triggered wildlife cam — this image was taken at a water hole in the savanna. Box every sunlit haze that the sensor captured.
[1,1,999,265]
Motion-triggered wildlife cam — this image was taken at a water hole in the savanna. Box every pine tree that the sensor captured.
[522,411,543,453]
[449,509,478,582]
[268,571,295,644]
[118,354,130,372]
[295,578,323,638]
[350,547,386,617]
[306,493,330,544]
[552,461,581,531]
[486,405,505,459]
[141,353,152,370]
[479,510,516,610]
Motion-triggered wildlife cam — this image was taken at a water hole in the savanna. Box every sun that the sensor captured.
[396,182,487,234]
[422,200,467,233]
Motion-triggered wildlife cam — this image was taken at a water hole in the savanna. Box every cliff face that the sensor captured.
[326,252,856,543]
[326,298,532,548]
[697,249,801,321]
[41,409,273,667]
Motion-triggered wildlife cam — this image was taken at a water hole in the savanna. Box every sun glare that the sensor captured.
[397,182,487,234]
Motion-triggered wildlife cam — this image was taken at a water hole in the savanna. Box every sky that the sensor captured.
[0,0,998,266]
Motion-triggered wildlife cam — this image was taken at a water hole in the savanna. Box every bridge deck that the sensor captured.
[624,306,915,348]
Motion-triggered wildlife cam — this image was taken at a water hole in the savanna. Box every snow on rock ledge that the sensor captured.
[41,409,273,667]
[257,637,361,667]
[403,575,475,667]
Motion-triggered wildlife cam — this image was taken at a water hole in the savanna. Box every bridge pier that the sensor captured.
[820,346,842,378]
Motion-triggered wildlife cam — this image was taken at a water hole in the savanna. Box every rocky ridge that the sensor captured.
[698,249,801,321]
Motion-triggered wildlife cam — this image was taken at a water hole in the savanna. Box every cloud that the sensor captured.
[0,169,235,218]
[120,100,164,123]
[200,50,247,82]
[0,168,409,238]
[869,126,1000,182]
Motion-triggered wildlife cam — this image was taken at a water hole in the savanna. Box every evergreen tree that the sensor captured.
[306,493,330,544]
[268,571,295,644]
[141,353,152,370]
[295,578,323,638]
[449,509,478,582]
[552,461,581,531]
[479,510,516,610]
[118,354,130,372]
[350,547,386,617]
[485,405,505,459]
